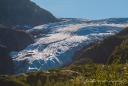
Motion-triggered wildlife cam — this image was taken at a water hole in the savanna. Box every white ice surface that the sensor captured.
[10,18,128,74]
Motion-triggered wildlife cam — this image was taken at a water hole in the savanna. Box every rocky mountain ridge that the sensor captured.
[0,0,58,27]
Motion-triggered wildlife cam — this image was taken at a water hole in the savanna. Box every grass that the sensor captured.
[0,60,127,86]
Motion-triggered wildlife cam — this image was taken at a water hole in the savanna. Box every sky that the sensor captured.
[31,0,128,20]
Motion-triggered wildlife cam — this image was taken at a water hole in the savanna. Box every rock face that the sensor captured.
[0,0,58,27]
[0,45,13,75]
[0,24,34,52]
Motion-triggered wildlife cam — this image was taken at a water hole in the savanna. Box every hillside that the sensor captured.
[0,0,58,27]
[0,24,34,75]
[0,24,34,52]
[0,57,127,86]
[78,27,128,64]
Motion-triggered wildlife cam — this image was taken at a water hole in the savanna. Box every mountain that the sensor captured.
[0,0,58,27]
[0,0,58,75]
[0,45,13,75]
[10,18,128,74]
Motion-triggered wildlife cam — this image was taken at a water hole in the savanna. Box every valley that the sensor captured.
[0,0,128,86]
[10,18,128,74]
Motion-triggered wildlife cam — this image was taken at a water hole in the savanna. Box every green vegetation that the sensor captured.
[107,27,128,64]
[108,38,128,64]
[0,59,128,86]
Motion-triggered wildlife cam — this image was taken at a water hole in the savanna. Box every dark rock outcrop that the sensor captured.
[0,24,34,52]
[0,45,13,75]
[0,0,58,27]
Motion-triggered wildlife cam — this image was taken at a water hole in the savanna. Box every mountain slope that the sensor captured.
[10,18,128,74]
[108,27,128,64]
[78,27,128,64]
[0,0,58,27]
[0,24,34,52]
[0,24,34,75]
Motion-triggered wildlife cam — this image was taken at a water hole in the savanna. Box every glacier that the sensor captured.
[10,18,128,74]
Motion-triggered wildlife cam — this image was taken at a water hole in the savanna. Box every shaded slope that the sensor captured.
[0,45,13,75]
[108,36,128,64]
[0,24,34,75]
[0,0,58,27]
[78,27,128,64]
[0,24,34,52]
